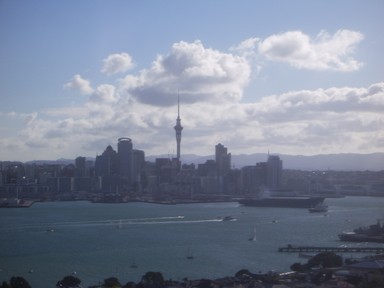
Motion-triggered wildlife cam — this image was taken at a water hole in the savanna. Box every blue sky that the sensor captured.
[0,0,383,161]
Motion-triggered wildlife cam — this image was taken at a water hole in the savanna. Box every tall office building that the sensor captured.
[215,143,231,176]
[174,96,183,161]
[117,137,133,181]
[95,145,118,176]
[267,155,283,190]
[131,149,145,184]
[75,156,86,178]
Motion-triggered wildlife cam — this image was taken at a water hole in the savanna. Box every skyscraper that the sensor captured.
[117,137,133,181]
[267,155,283,190]
[215,143,231,176]
[174,96,183,161]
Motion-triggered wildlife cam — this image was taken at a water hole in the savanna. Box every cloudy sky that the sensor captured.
[1,0,383,162]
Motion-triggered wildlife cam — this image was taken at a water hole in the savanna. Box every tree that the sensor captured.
[9,277,31,288]
[0,281,11,288]
[103,277,121,288]
[235,269,254,279]
[290,262,304,272]
[56,275,81,288]
[140,272,164,288]
[308,252,343,268]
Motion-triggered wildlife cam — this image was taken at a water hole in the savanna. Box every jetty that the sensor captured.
[278,245,384,254]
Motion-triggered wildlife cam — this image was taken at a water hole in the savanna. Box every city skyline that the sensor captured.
[1,1,383,162]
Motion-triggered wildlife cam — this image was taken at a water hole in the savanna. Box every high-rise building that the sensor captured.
[131,149,145,183]
[117,137,133,181]
[75,156,86,178]
[215,143,231,176]
[267,155,283,190]
[174,96,183,162]
[95,145,118,176]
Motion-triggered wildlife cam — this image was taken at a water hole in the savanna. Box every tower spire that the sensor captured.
[174,93,183,162]
[178,93,180,118]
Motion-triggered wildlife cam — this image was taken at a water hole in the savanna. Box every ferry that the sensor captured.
[239,196,325,209]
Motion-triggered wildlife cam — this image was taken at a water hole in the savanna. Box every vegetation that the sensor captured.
[0,277,31,288]
[56,275,82,288]
[290,251,343,271]
[1,255,382,288]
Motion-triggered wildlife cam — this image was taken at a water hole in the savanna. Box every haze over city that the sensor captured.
[1,1,383,162]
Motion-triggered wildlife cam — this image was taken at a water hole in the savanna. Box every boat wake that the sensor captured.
[0,215,224,231]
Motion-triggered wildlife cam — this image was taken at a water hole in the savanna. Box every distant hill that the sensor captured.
[148,153,384,171]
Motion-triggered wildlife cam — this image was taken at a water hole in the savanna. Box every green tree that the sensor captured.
[56,275,81,288]
[308,252,343,268]
[140,272,164,288]
[103,277,121,288]
[290,262,304,272]
[9,277,31,288]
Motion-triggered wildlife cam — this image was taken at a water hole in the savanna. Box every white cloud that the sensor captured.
[2,35,379,161]
[120,40,251,106]
[63,74,94,95]
[2,81,383,160]
[258,29,364,71]
[101,52,134,76]
[90,84,119,103]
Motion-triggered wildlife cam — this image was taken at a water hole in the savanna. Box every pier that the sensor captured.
[278,245,384,254]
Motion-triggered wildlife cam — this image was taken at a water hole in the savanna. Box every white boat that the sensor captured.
[309,203,328,213]
[248,227,257,241]
[221,216,236,221]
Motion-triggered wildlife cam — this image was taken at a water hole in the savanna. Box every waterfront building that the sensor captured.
[241,166,259,194]
[75,156,86,178]
[255,161,268,189]
[117,137,133,181]
[267,155,283,190]
[95,145,118,177]
[155,158,179,185]
[215,143,231,193]
[215,143,231,176]
[197,160,217,177]
[95,145,119,192]
[131,149,145,192]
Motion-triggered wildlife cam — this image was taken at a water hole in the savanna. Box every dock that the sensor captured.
[278,245,384,254]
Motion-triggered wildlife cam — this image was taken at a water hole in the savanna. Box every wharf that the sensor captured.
[278,245,384,253]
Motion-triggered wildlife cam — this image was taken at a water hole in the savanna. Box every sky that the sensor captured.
[0,0,383,162]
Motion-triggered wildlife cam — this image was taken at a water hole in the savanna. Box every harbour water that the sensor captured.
[0,196,383,287]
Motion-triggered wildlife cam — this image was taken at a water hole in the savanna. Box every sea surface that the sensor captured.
[0,196,383,287]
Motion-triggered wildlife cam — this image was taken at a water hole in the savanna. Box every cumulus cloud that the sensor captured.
[90,84,120,103]
[63,74,94,95]
[3,35,378,161]
[120,40,251,106]
[3,80,384,160]
[101,52,134,75]
[258,29,364,71]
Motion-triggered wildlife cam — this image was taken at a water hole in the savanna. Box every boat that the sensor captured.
[308,203,328,213]
[186,248,194,259]
[339,220,384,243]
[238,196,325,208]
[248,227,257,241]
[130,260,138,268]
[221,216,236,221]
[0,198,34,208]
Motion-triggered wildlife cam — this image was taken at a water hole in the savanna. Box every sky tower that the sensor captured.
[174,95,183,161]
